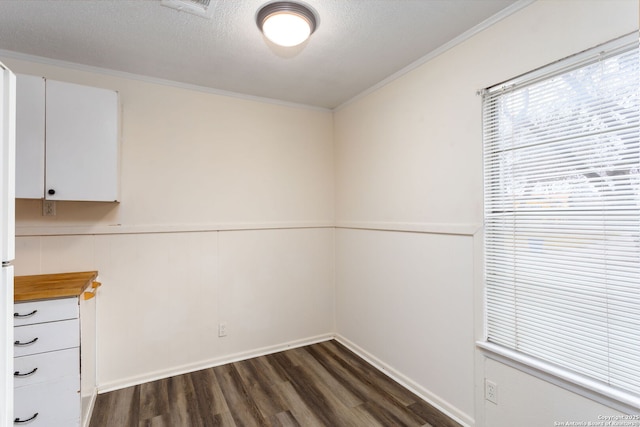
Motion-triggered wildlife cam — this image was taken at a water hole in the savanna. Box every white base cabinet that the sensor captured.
[13,295,95,427]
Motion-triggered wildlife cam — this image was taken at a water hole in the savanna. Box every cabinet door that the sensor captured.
[15,74,45,199]
[45,80,119,202]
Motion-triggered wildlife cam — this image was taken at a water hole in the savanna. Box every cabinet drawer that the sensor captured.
[14,319,79,357]
[14,375,80,427]
[14,347,79,388]
[14,298,78,326]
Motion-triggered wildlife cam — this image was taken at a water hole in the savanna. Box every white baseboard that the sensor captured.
[97,333,334,393]
[335,334,474,427]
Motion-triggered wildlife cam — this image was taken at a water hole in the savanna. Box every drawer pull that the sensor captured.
[14,368,38,377]
[14,310,37,318]
[14,338,38,347]
[14,413,38,424]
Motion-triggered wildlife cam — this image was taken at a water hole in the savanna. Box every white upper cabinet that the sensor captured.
[45,80,119,202]
[15,74,45,200]
[16,75,119,202]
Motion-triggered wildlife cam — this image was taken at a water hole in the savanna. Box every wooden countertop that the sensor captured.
[14,271,99,302]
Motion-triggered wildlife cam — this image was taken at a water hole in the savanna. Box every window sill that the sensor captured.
[476,341,640,413]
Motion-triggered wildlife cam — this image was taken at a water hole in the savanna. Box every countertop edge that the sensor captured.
[14,271,99,302]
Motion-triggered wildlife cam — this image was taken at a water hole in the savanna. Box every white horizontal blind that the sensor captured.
[483,35,640,398]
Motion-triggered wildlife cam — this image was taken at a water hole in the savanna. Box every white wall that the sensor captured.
[483,358,633,427]
[334,1,638,426]
[335,228,475,424]
[8,60,334,228]
[16,228,334,390]
[4,58,336,390]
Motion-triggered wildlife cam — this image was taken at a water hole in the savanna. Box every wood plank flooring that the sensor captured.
[90,340,462,427]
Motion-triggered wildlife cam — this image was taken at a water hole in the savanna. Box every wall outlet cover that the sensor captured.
[218,322,227,337]
[485,379,498,404]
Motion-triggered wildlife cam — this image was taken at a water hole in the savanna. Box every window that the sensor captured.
[482,33,640,407]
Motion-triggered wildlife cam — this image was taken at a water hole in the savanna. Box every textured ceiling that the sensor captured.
[0,0,522,109]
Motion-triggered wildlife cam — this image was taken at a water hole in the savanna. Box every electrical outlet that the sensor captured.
[485,379,498,404]
[42,200,56,216]
[218,322,227,337]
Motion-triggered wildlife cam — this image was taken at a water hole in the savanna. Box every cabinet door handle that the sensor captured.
[48,188,55,195]
[14,337,38,346]
[14,310,37,318]
[14,368,38,377]
[14,413,38,423]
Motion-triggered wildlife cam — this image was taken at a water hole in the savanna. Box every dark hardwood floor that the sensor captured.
[90,340,462,427]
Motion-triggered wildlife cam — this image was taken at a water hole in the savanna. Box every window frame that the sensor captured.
[478,32,640,413]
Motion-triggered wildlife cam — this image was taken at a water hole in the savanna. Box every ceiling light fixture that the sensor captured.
[257,1,317,47]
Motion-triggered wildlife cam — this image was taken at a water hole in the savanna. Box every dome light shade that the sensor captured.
[257,2,317,47]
